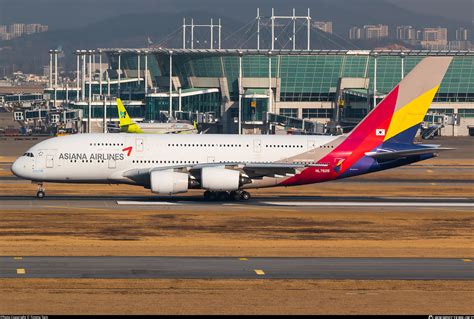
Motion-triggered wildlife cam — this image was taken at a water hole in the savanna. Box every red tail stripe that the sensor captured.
[280,85,399,186]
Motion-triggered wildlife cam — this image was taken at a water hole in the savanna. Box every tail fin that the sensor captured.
[296,57,453,181]
[383,57,452,144]
[326,57,452,175]
[117,98,133,127]
[116,98,142,133]
[347,56,452,145]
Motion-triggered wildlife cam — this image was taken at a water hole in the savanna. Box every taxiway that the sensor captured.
[1,256,473,280]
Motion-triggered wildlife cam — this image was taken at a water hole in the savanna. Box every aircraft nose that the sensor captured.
[11,158,28,179]
[11,159,20,176]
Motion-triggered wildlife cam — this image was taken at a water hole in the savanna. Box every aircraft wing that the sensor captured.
[365,146,453,161]
[121,162,306,184]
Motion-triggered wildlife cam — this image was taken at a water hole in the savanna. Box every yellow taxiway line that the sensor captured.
[16,268,26,275]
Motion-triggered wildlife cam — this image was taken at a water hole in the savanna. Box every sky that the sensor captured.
[0,0,471,75]
[387,0,473,24]
[0,0,472,29]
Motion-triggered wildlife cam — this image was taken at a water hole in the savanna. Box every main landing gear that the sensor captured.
[36,183,45,199]
[203,190,251,201]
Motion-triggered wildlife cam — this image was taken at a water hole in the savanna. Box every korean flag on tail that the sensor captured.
[376,128,386,136]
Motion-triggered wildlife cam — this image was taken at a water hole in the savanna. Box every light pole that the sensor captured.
[103,95,107,133]
[307,8,311,50]
[271,8,275,51]
[256,8,260,50]
[372,52,378,109]
[268,51,273,114]
[99,49,103,96]
[117,50,122,98]
[48,50,53,88]
[182,18,186,49]
[81,50,86,101]
[88,50,93,133]
[400,52,405,80]
[169,50,173,118]
[144,50,148,95]
[218,18,221,49]
[76,50,80,101]
[137,50,141,86]
[292,8,296,51]
[238,51,243,135]
[54,49,58,87]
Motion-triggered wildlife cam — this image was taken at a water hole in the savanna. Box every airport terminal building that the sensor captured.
[42,49,474,136]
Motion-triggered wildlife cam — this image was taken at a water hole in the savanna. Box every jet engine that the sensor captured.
[150,170,189,194]
[201,167,250,191]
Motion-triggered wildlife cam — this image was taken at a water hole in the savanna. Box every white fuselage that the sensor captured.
[12,133,338,185]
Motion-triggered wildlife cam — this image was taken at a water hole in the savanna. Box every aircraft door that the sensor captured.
[136,138,144,152]
[46,155,54,168]
[98,147,116,169]
[253,139,261,153]
[108,158,116,169]
[36,149,57,169]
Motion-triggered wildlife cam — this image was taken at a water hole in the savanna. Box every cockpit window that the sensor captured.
[23,152,34,157]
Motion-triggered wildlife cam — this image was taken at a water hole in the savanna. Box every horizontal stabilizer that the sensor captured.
[365,147,453,161]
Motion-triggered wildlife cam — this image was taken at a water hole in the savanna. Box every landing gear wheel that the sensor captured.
[36,183,45,199]
[203,190,211,200]
[240,191,251,201]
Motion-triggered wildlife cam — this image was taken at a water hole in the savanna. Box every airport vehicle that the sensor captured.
[117,98,197,134]
[12,57,452,200]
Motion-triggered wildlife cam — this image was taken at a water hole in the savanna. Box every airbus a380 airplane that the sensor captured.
[12,57,452,200]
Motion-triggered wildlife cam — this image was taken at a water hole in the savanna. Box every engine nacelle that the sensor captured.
[201,167,242,191]
[150,170,189,194]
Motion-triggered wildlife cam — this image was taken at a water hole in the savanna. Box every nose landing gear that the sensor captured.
[203,190,251,201]
[36,183,45,199]
[239,191,251,201]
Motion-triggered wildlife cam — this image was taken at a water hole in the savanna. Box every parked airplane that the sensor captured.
[117,98,197,134]
[12,57,452,200]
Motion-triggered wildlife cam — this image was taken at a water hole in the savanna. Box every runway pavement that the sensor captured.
[0,195,472,209]
[0,256,472,280]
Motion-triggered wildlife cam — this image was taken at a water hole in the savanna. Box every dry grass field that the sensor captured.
[1,279,472,315]
[0,206,472,258]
